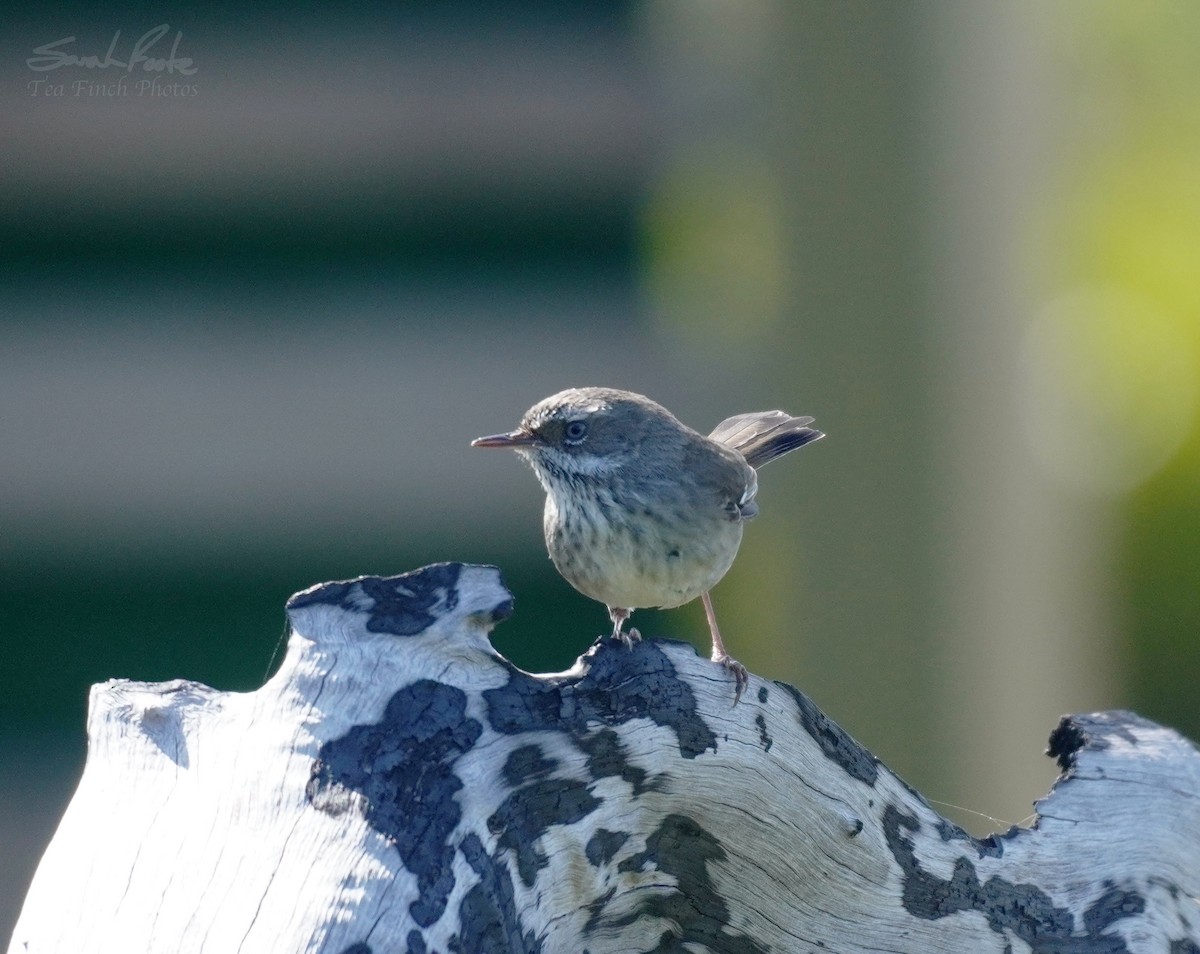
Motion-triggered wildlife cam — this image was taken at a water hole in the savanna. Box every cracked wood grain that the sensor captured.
[10,563,1200,954]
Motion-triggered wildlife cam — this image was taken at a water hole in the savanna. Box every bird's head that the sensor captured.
[471,387,681,486]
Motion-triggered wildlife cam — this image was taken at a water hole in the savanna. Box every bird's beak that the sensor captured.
[471,429,537,449]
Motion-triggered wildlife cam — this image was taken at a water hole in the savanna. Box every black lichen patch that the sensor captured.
[485,638,717,760]
[936,817,1005,860]
[583,886,618,936]
[1084,885,1146,936]
[606,814,769,954]
[359,564,462,635]
[757,686,768,704]
[450,833,543,954]
[1047,716,1089,773]
[488,778,602,886]
[883,805,1137,952]
[287,563,480,637]
[586,828,629,867]
[339,944,372,954]
[307,679,482,928]
[755,713,773,753]
[501,744,558,787]
[404,932,427,954]
[775,682,878,785]
[1170,941,1200,953]
[1047,711,1147,774]
[575,729,653,796]
[287,579,356,611]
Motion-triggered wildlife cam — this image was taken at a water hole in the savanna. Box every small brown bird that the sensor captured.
[472,387,823,702]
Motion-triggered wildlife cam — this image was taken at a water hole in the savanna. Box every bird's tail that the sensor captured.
[708,410,824,468]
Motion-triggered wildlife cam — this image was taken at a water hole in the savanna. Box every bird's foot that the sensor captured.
[594,626,641,648]
[712,652,748,706]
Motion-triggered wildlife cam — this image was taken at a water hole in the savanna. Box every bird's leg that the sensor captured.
[607,606,640,647]
[701,591,747,705]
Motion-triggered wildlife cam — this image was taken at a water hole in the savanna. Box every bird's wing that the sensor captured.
[736,469,759,519]
[709,410,824,468]
[678,437,761,522]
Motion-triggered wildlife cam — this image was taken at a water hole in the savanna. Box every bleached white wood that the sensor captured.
[9,563,1200,953]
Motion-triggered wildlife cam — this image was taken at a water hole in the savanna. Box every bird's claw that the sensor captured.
[713,653,748,706]
[595,627,641,648]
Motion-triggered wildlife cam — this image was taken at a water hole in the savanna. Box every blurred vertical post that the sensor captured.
[639,1,939,789]
[916,1,1120,825]
[639,0,1121,829]
[765,1,943,793]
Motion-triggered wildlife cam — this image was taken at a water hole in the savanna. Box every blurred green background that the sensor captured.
[3,0,1199,940]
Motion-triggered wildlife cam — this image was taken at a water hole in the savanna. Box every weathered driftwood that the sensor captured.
[10,563,1200,953]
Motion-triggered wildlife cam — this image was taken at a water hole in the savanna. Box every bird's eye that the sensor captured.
[563,420,589,444]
